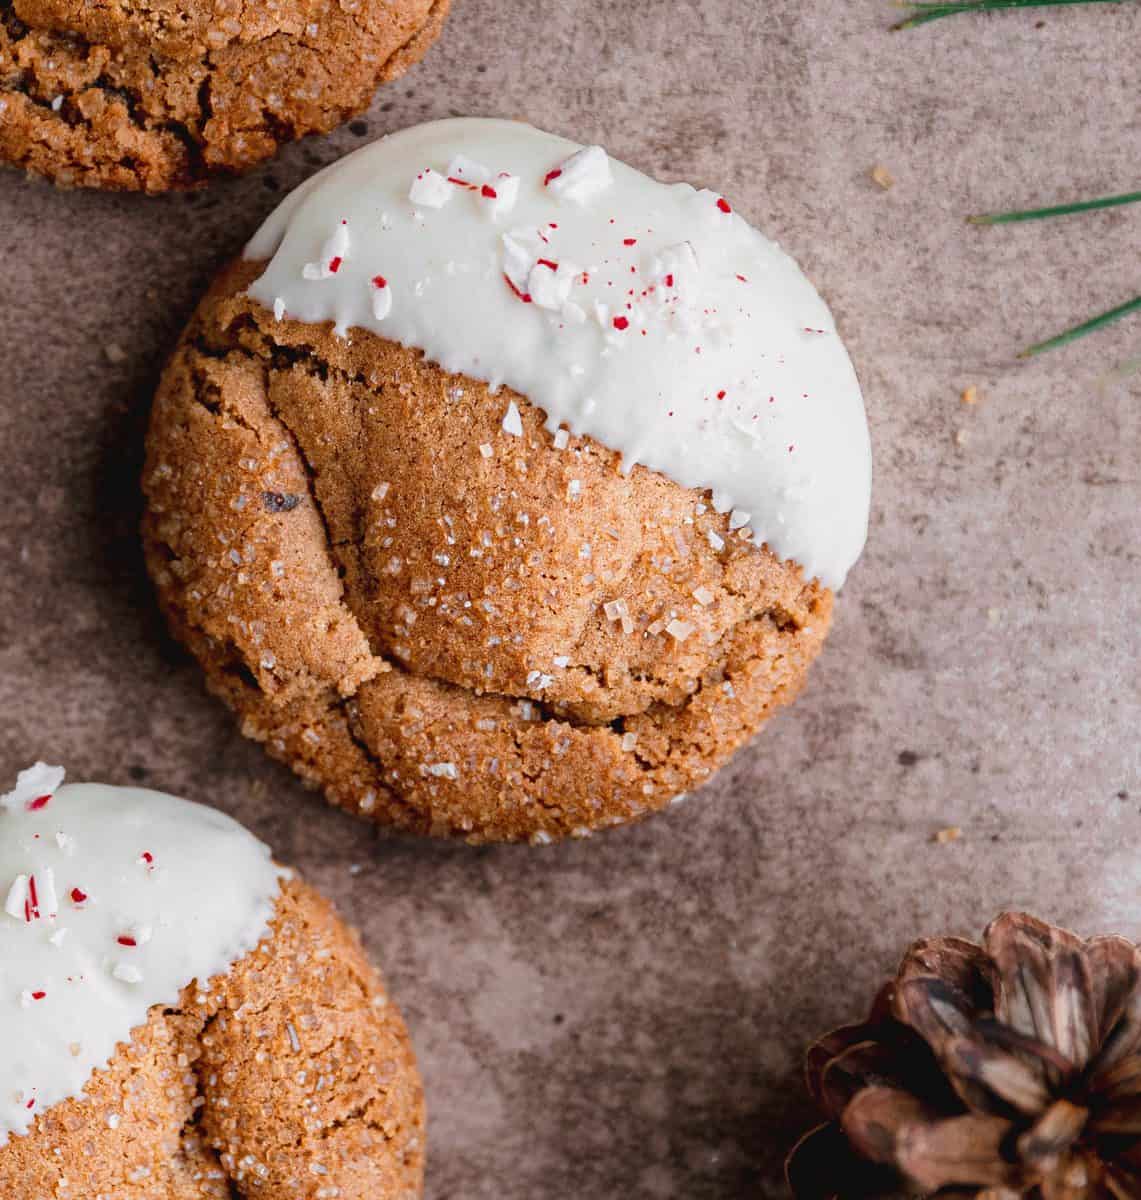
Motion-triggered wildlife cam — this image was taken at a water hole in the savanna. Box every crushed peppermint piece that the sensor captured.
[482,172,519,218]
[36,868,58,918]
[112,963,144,985]
[502,401,523,437]
[369,274,392,321]
[544,145,612,204]
[302,221,350,281]
[286,1023,302,1053]
[408,168,453,209]
[2,763,65,812]
[445,154,490,187]
[692,585,715,606]
[49,927,68,948]
[666,619,695,642]
[69,887,87,906]
[479,443,494,458]
[273,297,286,321]
[553,428,570,450]
[707,529,725,552]
[426,763,458,779]
[5,875,30,921]
[728,509,751,530]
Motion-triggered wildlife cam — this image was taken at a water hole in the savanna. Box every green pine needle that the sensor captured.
[892,0,1129,31]
[968,190,1141,224]
[1018,295,1141,357]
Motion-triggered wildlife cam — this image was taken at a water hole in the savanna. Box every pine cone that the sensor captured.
[786,913,1141,1199]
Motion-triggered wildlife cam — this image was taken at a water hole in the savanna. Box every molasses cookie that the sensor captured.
[0,763,424,1198]
[142,118,872,843]
[0,0,447,191]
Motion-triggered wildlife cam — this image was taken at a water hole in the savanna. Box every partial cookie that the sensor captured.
[0,0,448,191]
[0,763,424,1198]
[142,118,872,843]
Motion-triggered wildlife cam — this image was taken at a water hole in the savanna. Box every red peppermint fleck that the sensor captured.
[736,274,748,282]
[27,875,40,921]
[117,936,137,947]
[503,274,532,304]
[717,390,726,400]
[543,167,563,186]
[70,887,87,905]
[140,852,154,864]
[622,238,637,246]
[26,1099,35,1110]
[371,275,388,289]
[788,444,796,453]
[481,184,498,199]
[716,197,732,214]
[446,176,476,189]
[536,258,558,271]
[26,794,51,812]
[328,257,343,274]
[612,316,629,331]
[664,273,675,288]
[31,991,46,1000]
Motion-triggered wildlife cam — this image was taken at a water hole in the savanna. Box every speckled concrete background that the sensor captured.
[1,1,1139,1196]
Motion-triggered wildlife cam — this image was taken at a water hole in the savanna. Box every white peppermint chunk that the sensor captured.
[502,233,537,293]
[112,963,144,985]
[4,874,29,921]
[370,277,393,321]
[546,145,612,204]
[408,168,453,209]
[482,172,520,219]
[649,241,701,297]
[302,221,350,281]
[37,868,58,919]
[446,154,491,187]
[1,763,65,812]
[528,260,578,311]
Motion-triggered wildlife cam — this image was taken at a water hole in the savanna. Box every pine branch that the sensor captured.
[968,190,1141,224]
[892,0,1130,31]
[1018,295,1141,357]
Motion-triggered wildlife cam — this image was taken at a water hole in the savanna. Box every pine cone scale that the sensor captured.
[787,913,1141,1199]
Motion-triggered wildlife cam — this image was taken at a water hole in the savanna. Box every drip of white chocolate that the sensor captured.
[246,118,871,589]
[0,766,285,1146]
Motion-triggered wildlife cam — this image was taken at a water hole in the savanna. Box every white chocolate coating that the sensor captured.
[246,119,872,589]
[0,767,285,1146]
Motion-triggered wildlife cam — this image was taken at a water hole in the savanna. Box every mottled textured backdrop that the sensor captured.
[1,2,1138,1196]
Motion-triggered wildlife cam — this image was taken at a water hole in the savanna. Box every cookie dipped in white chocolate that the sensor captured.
[246,118,872,589]
[0,765,285,1146]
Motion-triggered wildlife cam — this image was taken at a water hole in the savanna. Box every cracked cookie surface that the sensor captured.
[0,0,448,191]
[0,876,425,1199]
[142,261,833,843]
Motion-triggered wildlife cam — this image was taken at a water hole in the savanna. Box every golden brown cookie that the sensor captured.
[0,0,448,191]
[142,259,835,843]
[0,768,424,1198]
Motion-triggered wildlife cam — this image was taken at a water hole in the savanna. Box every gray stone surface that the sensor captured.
[0,1,1138,1196]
